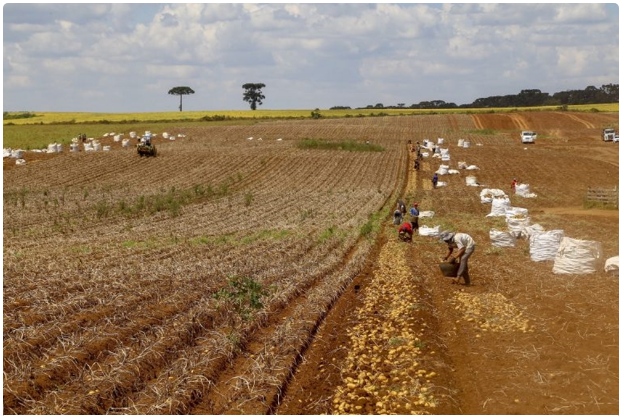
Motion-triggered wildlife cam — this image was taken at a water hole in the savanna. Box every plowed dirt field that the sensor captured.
[4,111,619,415]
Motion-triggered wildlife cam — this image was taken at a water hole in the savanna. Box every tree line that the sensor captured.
[332,83,619,110]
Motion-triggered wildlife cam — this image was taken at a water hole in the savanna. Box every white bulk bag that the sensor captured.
[11,149,24,158]
[436,181,448,187]
[480,189,506,204]
[437,138,444,145]
[93,142,102,151]
[15,158,26,166]
[122,139,131,148]
[458,161,467,169]
[466,176,478,186]
[70,143,79,152]
[103,146,111,151]
[466,165,479,170]
[515,183,537,198]
[84,143,94,151]
[441,154,451,162]
[47,143,58,153]
[530,230,564,262]
[463,140,471,148]
[418,225,440,237]
[486,196,511,217]
[553,237,603,274]
[3,148,12,158]
[162,132,170,139]
[418,211,435,218]
[490,229,516,247]
[113,135,121,142]
[448,169,460,174]
[506,216,531,233]
[129,131,137,138]
[457,139,464,147]
[605,256,619,275]
[437,165,449,175]
[505,207,529,218]
[521,224,545,240]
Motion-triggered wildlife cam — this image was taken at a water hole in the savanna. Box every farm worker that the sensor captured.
[397,199,406,215]
[409,203,420,234]
[398,222,413,242]
[393,208,403,225]
[511,177,518,193]
[440,231,476,286]
[432,173,439,189]
[414,158,420,171]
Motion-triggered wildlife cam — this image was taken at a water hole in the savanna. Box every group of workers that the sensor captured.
[394,200,420,242]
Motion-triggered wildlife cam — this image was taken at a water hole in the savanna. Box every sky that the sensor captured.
[3,2,619,113]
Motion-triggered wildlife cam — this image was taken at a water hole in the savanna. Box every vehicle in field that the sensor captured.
[520,131,537,144]
[137,142,157,157]
[602,128,616,142]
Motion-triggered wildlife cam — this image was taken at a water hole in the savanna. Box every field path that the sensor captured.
[471,114,484,130]
[563,113,596,129]
[508,113,529,130]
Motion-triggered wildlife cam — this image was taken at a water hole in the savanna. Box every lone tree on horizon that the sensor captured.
[168,86,195,112]
[242,83,266,110]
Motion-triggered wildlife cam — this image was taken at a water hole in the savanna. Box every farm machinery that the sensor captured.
[137,142,157,157]
[136,133,157,157]
[602,128,617,142]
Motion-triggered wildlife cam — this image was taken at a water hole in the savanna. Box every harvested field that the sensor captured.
[4,111,619,415]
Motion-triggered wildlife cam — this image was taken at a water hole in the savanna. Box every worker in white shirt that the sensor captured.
[440,231,476,286]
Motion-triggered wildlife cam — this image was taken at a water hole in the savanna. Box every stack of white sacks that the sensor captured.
[480,184,612,274]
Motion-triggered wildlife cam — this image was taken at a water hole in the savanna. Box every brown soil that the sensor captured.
[5,111,619,415]
[276,111,619,415]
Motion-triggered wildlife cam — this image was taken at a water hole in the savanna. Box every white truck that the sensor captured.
[520,131,537,144]
[602,128,616,142]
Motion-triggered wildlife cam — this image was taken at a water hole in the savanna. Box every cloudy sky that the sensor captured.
[3,3,619,113]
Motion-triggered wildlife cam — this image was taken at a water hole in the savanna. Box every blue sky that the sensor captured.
[3,3,619,113]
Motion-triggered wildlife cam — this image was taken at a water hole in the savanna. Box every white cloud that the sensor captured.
[3,3,618,112]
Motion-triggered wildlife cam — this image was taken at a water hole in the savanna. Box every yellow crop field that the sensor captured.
[5,103,619,126]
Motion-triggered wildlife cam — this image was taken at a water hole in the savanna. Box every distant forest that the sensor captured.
[331,83,619,110]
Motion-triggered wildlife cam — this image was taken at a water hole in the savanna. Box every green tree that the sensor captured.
[242,83,266,110]
[168,86,195,112]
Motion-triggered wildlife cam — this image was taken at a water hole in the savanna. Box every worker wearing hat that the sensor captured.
[409,202,420,234]
[440,231,476,286]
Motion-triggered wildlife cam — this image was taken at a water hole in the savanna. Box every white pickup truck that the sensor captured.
[602,128,616,142]
[520,131,537,144]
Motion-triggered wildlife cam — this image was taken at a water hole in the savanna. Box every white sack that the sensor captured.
[505,207,529,218]
[436,181,448,187]
[506,216,531,233]
[466,176,478,186]
[486,196,511,217]
[480,189,506,204]
[605,256,619,275]
[515,183,537,198]
[466,165,480,170]
[437,165,449,175]
[490,229,516,247]
[553,237,603,274]
[418,211,435,218]
[458,161,468,169]
[521,223,545,240]
[448,169,460,174]
[530,230,564,262]
[418,225,440,237]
